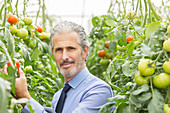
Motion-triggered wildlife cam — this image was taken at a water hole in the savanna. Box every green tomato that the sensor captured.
[16,28,28,38]
[163,60,170,73]
[25,65,33,73]
[164,104,170,113]
[28,41,35,49]
[9,24,18,34]
[19,21,25,26]
[138,59,156,76]
[153,73,170,88]
[23,17,33,25]
[163,39,170,52]
[106,53,114,59]
[135,71,149,85]
[117,45,126,52]
[126,11,135,20]
[19,50,23,56]
[167,25,170,34]
[99,59,110,66]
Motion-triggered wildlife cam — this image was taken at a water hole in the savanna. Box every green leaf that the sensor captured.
[92,16,100,27]
[138,92,152,102]
[31,47,41,60]
[99,102,115,113]
[5,28,14,55]
[105,19,115,27]
[141,43,155,57]
[107,95,126,101]
[129,95,142,108]
[122,61,131,77]
[114,29,126,46]
[0,77,11,113]
[146,22,160,38]
[116,102,135,113]
[131,84,149,95]
[109,41,116,52]
[147,89,164,113]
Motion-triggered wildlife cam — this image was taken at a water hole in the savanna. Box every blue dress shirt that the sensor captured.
[22,67,113,113]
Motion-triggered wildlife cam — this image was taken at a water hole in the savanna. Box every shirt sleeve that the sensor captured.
[72,84,113,113]
[21,98,55,113]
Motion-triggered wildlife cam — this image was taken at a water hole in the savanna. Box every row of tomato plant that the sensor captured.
[86,0,170,113]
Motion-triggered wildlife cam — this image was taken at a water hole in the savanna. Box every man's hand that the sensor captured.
[15,68,31,100]
[1,63,31,106]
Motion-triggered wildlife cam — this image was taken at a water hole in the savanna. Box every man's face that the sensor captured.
[52,31,87,78]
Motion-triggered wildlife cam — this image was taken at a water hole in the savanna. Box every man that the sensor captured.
[4,21,113,113]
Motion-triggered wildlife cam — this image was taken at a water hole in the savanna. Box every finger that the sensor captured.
[2,64,8,75]
[18,68,25,78]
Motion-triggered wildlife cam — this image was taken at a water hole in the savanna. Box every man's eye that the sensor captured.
[55,48,62,52]
[69,47,75,50]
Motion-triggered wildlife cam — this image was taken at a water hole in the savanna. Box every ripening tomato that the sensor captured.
[97,50,106,57]
[40,32,51,40]
[25,65,33,73]
[163,60,170,73]
[9,24,18,34]
[99,59,110,66]
[163,39,170,52]
[105,41,110,49]
[35,25,43,33]
[117,45,126,52]
[23,17,33,25]
[7,14,18,24]
[135,71,149,85]
[16,28,28,38]
[153,73,170,88]
[106,52,114,59]
[126,36,133,44]
[138,59,156,76]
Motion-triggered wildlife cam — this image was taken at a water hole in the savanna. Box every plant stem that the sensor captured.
[139,0,143,20]
[0,4,4,20]
[35,0,41,25]
[2,0,7,27]
[42,0,46,29]
[153,50,164,65]
[165,86,170,104]
[23,0,26,17]
[15,0,19,17]
[148,0,161,21]
[150,76,154,97]
[142,0,147,27]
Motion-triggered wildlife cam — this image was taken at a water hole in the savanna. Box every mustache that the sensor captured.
[60,60,75,66]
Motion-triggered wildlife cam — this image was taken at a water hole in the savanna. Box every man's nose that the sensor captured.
[62,49,69,60]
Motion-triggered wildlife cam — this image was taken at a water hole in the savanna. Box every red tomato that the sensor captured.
[126,36,133,44]
[35,25,43,33]
[7,14,18,24]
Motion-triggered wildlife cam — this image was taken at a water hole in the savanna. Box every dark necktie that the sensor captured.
[55,83,71,113]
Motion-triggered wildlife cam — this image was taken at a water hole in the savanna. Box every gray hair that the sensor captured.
[50,21,89,50]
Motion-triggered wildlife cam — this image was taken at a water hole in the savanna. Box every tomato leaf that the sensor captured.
[131,84,149,95]
[114,28,126,46]
[141,43,155,57]
[0,77,11,113]
[105,19,115,27]
[147,89,164,113]
[92,16,100,27]
[5,29,15,56]
[122,61,131,77]
[146,22,160,39]
[99,102,115,113]
[138,92,152,102]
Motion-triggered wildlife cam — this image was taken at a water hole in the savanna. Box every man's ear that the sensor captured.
[83,46,89,59]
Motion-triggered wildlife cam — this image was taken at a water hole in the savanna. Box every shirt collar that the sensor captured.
[68,67,90,89]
